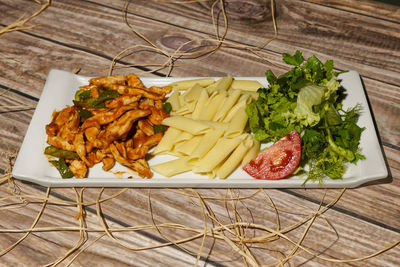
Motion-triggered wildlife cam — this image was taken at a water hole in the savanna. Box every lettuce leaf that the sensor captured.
[293,84,325,127]
[246,50,365,184]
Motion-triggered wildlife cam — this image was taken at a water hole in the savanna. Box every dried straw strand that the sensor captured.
[0,0,51,36]
[0,187,49,256]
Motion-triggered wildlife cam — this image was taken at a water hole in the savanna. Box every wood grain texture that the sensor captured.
[0,0,399,146]
[90,0,400,82]
[0,0,399,266]
[0,23,398,147]
[1,181,399,266]
[0,90,36,170]
[306,0,400,22]
[2,0,400,82]
[0,185,216,266]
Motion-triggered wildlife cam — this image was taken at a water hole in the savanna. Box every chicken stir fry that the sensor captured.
[45,73,171,178]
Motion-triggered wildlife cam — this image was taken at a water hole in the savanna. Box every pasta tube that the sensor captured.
[187,128,225,163]
[216,135,253,179]
[162,116,211,135]
[222,94,251,123]
[224,106,248,138]
[152,127,182,155]
[151,156,193,177]
[207,75,233,93]
[183,83,204,103]
[192,135,244,173]
[198,92,226,120]
[213,89,241,121]
[230,80,262,92]
[174,135,202,155]
[170,78,215,90]
[167,89,181,111]
[191,89,209,119]
[241,138,260,166]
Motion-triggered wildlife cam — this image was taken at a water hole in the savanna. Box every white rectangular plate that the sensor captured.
[12,69,388,188]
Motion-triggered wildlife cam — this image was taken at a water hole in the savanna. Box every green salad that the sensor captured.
[246,51,365,184]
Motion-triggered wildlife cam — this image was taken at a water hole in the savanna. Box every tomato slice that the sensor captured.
[243,129,301,180]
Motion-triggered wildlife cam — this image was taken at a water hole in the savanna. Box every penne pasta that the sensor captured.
[162,116,211,135]
[230,80,262,92]
[216,135,253,179]
[174,135,202,155]
[167,89,181,111]
[204,121,229,132]
[191,89,209,119]
[213,89,241,122]
[152,127,182,155]
[224,106,248,138]
[155,76,261,180]
[192,135,244,173]
[242,91,259,101]
[151,156,193,177]
[175,130,193,143]
[207,75,233,93]
[183,83,204,103]
[178,93,186,108]
[222,95,251,123]
[241,138,261,166]
[166,150,187,157]
[174,101,196,116]
[198,91,226,120]
[207,169,218,179]
[187,128,225,164]
[170,78,215,90]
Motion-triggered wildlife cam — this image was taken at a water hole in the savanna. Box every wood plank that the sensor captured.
[0,1,396,224]
[0,89,36,171]
[0,29,399,147]
[0,31,121,98]
[30,185,400,266]
[87,0,400,83]
[293,148,398,232]
[306,0,400,22]
[361,78,400,147]
[0,183,220,266]
[1,0,399,84]
[1,0,399,146]
[2,178,399,266]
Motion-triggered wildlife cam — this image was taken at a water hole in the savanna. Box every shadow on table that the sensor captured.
[356,76,393,188]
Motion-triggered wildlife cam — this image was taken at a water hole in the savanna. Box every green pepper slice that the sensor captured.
[75,89,91,101]
[163,102,172,113]
[44,146,79,160]
[50,159,73,178]
[74,89,120,108]
[153,125,166,133]
[78,109,93,121]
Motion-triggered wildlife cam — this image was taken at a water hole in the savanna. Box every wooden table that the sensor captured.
[1,0,399,266]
